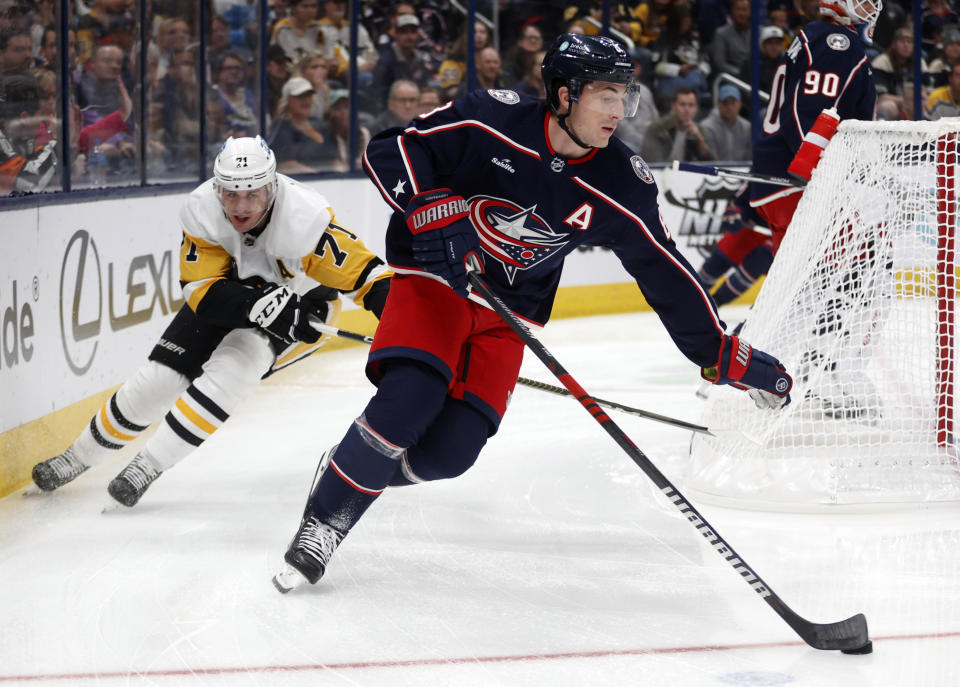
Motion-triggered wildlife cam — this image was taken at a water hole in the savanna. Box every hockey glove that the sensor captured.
[720,203,743,234]
[248,284,321,345]
[405,188,484,296]
[701,335,793,410]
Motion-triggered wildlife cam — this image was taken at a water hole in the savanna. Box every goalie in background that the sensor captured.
[748,0,879,252]
[702,0,880,281]
[31,136,392,507]
[271,34,794,594]
[697,182,773,308]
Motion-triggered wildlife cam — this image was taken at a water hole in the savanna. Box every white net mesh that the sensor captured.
[688,119,960,509]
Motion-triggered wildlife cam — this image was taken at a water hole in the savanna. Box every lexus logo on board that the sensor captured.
[59,229,185,375]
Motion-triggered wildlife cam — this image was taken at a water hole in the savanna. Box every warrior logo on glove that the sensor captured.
[702,335,793,410]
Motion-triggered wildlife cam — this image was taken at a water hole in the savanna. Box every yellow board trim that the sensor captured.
[0,386,118,497]
[0,279,765,498]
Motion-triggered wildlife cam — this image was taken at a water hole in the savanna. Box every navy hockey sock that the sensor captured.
[698,251,734,287]
[714,246,773,306]
[390,399,490,485]
[308,361,449,530]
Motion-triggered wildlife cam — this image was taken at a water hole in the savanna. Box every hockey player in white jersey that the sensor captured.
[32,136,391,506]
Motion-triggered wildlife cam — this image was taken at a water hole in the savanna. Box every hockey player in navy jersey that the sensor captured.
[698,0,879,302]
[31,136,391,507]
[750,0,879,254]
[272,34,794,592]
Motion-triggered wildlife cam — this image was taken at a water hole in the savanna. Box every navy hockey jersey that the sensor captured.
[751,20,876,204]
[362,89,726,368]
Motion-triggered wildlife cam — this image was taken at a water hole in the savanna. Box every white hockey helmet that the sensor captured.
[819,0,882,33]
[213,135,277,193]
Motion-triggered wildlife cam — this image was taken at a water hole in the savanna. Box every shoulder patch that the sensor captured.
[488,89,520,105]
[630,155,654,184]
[826,33,850,51]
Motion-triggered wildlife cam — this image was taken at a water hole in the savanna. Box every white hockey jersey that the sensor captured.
[178,173,389,316]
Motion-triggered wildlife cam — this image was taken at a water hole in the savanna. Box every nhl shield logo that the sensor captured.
[550,156,566,173]
[469,196,569,284]
[630,155,654,184]
[488,89,520,105]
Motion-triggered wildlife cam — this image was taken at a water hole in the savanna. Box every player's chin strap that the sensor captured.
[552,99,594,151]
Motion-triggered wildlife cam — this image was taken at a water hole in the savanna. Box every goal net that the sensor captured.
[688,119,960,509]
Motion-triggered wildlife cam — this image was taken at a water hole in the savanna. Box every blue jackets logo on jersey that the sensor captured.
[469,196,568,284]
[630,156,654,183]
[826,33,851,51]
[488,89,520,104]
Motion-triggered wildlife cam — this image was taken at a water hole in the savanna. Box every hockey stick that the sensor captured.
[310,320,717,437]
[465,265,872,654]
[672,161,804,188]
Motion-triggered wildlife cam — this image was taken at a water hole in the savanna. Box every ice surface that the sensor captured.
[1,308,957,686]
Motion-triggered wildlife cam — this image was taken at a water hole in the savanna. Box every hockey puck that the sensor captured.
[841,641,873,655]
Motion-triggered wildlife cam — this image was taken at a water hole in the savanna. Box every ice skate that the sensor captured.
[805,368,881,424]
[107,452,162,507]
[32,447,89,491]
[273,517,345,593]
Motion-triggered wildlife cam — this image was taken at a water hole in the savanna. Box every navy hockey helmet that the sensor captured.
[541,33,638,116]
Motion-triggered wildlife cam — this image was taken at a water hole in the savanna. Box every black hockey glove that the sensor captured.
[248,284,321,345]
[405,188,484,296]
[701,335,793,410]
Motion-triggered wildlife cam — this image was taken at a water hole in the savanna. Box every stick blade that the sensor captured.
[799,612,870,652]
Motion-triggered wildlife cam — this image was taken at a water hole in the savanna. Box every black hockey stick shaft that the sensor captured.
[466,269,869,653]
[672,161,804,188]
[310,321,713,436]
[511,377,713,436]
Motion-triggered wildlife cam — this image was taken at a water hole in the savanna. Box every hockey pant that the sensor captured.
[69,300,340,471]
[305,361,492,534]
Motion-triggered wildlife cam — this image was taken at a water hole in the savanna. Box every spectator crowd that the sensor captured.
[0,0,948,196]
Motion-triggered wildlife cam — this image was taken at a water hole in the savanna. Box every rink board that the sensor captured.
[0,169,743,496]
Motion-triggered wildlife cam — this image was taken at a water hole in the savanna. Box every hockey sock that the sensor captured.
[71,360,188,465]
[713,245,773,307]
[698,250,735,287]
[306,420,402,532]
[140,329,274,471]
[713,269,752,306]
[308,361,449,529]
[146,382,232,471]
[390,399,490,485]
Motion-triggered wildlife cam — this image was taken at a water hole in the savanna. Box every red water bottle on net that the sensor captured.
[787,107,841,183]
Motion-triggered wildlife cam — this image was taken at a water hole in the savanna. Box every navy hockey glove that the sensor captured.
[701,335,793,409]
[720,203,743,234]
[405,188,484,296]
[248,284,321,345]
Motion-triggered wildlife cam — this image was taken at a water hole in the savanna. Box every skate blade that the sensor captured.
[22,484,46,497]
[272,564,309,594]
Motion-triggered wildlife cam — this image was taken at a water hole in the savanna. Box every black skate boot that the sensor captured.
[107,452,162,507]
[32,448,89,491]
[273,517,346,593]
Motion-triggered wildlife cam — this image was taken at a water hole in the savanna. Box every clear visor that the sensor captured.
[576,81,641,119]
[216,182,275,217]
